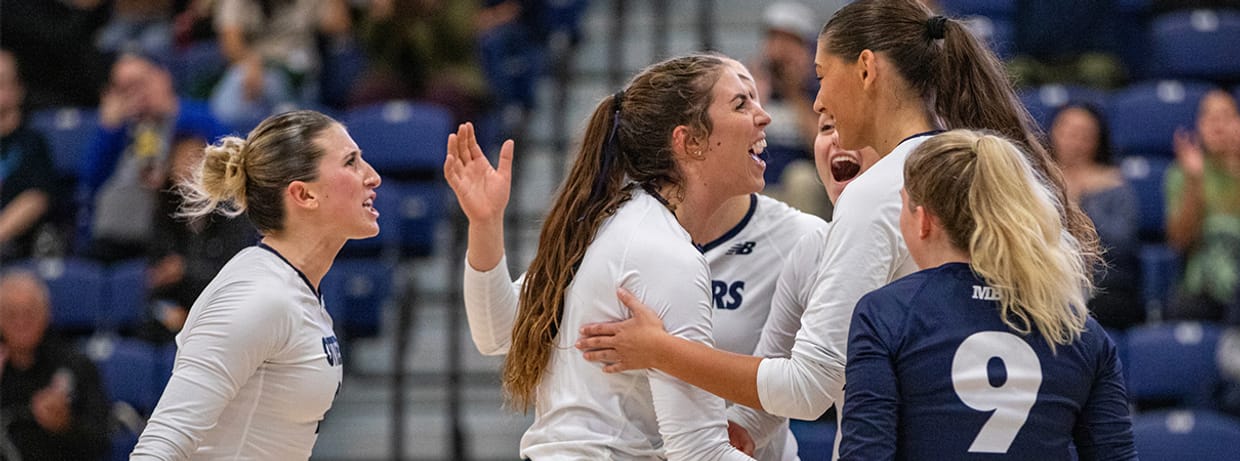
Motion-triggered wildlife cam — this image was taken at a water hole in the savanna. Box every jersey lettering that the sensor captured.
[322,336,343,367]
[971,285,1001,301]
[711,280,745,310]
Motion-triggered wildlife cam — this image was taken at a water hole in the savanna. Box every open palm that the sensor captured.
[444,122,515,224]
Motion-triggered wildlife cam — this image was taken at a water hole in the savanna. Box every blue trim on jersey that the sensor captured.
[697,194,758,253]
[257,243,323,303]
[898,129,946,147]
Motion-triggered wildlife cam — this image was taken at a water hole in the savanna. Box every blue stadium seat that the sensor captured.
[321,258,393,339]
[543,0,591,50]
[27,107,99,180]
[960,15,1016,60]
[31,258,107,334]
[342,101,455,175]
[479,22,545,112]
[1138,244,1180,318]
[1118,154,1173,240]
[1126,322,1224,408]
[319,40,368,110]
[1149,9,1240,80]
[1132,410,1240,460]
[1019,84,1110,131]
[105,259,148,331]
[1108,80,1213,157]
[937,0,1016,17]
[86,336,162,415]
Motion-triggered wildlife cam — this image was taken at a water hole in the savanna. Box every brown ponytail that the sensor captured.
[503,54,726,410]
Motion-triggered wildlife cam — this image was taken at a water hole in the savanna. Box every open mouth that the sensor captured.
[748,139,767,166]
[830,155,861,182]
[363,197,379,217]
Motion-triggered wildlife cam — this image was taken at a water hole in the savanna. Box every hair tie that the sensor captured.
[612,90,625,114]
[926,15,948,40]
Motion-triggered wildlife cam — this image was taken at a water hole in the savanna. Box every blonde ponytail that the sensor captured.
[906,130,1091,348]
[177,136,249,220]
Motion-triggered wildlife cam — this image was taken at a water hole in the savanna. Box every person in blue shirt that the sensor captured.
[840,129,1137,460]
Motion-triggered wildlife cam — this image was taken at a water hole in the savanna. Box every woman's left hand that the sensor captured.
[576,288,669,372]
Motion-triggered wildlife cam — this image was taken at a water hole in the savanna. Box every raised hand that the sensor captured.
[1173,127,1206,180]
[444,122,515,225]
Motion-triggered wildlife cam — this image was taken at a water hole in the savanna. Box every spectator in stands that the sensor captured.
[81,52,229,263]
[142,138,257,342]
[210,0,352,128]
[750,1,828,218]
[1008,0,1126,89]
[0,0,111,110]
[1049,103,1142,329]
[350,0,490,121]
[96,0,175,60]
[1165,89,1240,324]
[0,270,111,461]
[0,50,58,262]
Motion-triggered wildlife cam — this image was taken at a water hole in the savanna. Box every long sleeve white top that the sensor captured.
[464,194,824,461]
[754,135,927,422]
[468,191,751,460]
[131,245,344,460]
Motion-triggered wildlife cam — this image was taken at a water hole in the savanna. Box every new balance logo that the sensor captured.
[726,241,756,255]
[972,285,1001,301]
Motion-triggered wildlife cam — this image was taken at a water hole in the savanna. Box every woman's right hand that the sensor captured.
[1174,127,1206,180]
[444,122,515,225]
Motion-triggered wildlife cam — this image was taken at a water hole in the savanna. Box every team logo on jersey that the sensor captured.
[712,280,745,310]
[971,285,1001,301]
[726,241,757,255]
[322,336,343,366]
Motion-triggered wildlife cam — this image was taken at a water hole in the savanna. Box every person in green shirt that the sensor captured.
[1165,89,1240,324]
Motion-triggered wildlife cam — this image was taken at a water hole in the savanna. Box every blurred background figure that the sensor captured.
[1165,89,1240,324]
[0,0,111,110]
[0,270,111,461]
[81,52,229,264]
[750,1,829,218]
[349,0,491,122]
[1049,102,1143,329]
[96,0,175,61]
[209,0,352,127]
[0,50,58,262]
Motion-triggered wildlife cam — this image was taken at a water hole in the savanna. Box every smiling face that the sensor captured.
[698,62,773,197]
[814,112,880,204]
[307,123,382,240]
[814,43,870,151]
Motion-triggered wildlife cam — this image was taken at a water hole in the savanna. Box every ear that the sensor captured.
[914,205,933,240]
[857,49,877,90]
[672,125,705,157]
[286,180,319,211]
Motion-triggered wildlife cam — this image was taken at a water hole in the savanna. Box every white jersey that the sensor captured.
[464,194,824,461]
[469,191,750,460]
[755,134,928,423]
[132,245,344,461]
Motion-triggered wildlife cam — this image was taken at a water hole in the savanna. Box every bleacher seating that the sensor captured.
[1019,84,1109,131]
[1132,409,1240,460]
[27,106,99,181]
[322,258,394,339]
[1126,322,1225,409]
[1148,9,1240,81]
[1108,80,1214,157]
[1118,154,1173,240]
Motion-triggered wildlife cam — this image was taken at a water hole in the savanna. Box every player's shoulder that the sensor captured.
[754,194,828,233]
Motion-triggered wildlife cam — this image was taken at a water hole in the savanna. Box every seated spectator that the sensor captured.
[748,1,828,218]
[81,53,229,263]
[96,0,175,60]
[0,0,111,110]
[0,270,110,461]
[209,0,351,127]
[1165,89,1240,324]
[350,0,490,121]
[0,50,58,261]
[1050,103,1142,329]
[140,137,256,342]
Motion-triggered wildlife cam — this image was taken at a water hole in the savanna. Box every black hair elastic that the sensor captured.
[926,15,948,40]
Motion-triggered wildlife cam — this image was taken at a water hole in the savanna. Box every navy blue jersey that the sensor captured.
[840,263,1136,460]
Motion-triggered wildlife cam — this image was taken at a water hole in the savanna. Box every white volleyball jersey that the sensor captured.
[132,245,343,461]
[701,194,828,356]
